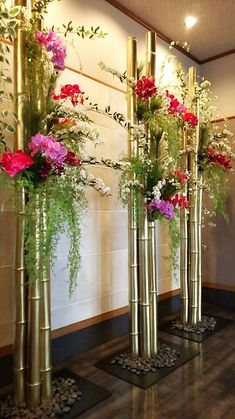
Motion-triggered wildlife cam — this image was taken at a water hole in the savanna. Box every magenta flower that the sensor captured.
[28,133,68,163]
[43,138,68,162]
[34,31,67,71]
[147,199,175,219]
[29,132,48,156]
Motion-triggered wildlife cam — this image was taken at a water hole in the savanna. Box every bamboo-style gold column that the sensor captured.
[127,37,139,357]
[26,196,41,406]
[148,221,158,355]
[197,172,203,322]
[180,128,189,324]
[139,203,151,357]
[13,0,28,405]
[146,31,158,356]
[40,195,52,403]
[188,67,199,325]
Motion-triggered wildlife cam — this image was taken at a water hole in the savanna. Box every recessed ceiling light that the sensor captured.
[184,16,198,29]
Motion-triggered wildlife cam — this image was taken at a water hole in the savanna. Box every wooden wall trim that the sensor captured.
[200,49,235,65]
[52,306,129,339]
[158,288,180,301]
[211,115,235,124]
[105,0,200,65]
[65,65,125,94]
[203,281,235,293]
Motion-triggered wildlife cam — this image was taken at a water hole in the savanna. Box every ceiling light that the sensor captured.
[184,16,198,29]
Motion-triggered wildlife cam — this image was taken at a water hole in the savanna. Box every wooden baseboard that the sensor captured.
[202,282,235,292]
[52,306,129,339]
[0,289,180,357]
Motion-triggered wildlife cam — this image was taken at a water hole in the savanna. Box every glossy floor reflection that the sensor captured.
[64,306,235,419]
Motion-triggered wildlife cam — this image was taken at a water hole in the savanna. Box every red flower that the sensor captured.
[166,91,186,115]
[134,76,157,100]
[0,150,33,177]
[169,194,188,209]
[64,151,81,166]
[60,84,81,98]
[51,92,60,101]
[51,84,84,107]
[182,112,198,127]
[172,169,189,184]
[54,117,77,126]
[208,147,232,170]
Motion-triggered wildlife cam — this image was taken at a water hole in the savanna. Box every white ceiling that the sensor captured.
[106,0,235,63]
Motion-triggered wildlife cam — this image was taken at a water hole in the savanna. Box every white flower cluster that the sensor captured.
[211,129,234,158]
[213,129,233,140]
[80,169,111,196]
[69,122,104,145]
[152,179,166,199]
[121,179,144,200]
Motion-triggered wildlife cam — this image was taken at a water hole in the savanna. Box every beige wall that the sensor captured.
[0,0,199,347]
[201,55,235,287]
[201,55,235,118]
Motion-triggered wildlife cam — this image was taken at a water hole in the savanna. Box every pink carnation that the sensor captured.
[0,150,33,177]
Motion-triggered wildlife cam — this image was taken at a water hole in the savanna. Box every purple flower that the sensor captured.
[28,132,68,163]
[34,31,67,71]
[29,132,51,156]
[43,138,68,162]
[147,199,175,219]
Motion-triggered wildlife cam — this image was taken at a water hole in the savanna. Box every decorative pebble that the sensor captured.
[171,315,217,334]
[0,377,82,418]
[109,342,180,375]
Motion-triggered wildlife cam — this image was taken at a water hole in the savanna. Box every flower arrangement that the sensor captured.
[191,80,234,220]
[0,1,109,295]
[96,71,194,264]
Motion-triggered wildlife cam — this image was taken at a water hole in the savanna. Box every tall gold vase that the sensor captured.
[26,196,41,407]
[180,67,202,326]
[40,195,52,404]
[127,37,139,357]
[13,0,28,405]
[180,129,189,324]
[146,31,158,356]
[188,67,200,325]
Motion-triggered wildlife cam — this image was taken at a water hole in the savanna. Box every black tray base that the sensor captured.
[96,340,200,389]
[159,315,233,343]
[0,369,111,418]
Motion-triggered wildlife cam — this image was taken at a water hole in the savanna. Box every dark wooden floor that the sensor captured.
[60,305,235,419]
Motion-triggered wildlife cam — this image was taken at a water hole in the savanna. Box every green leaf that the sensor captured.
[6,124,15,133]
[8,6,21,17]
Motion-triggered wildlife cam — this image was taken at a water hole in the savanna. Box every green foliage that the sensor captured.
[169,217,180,273]
[54,22,108,39]
[22,169,86,296]
[203,165,229,221]
[32,0,61,16]
[0,1,21,143]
